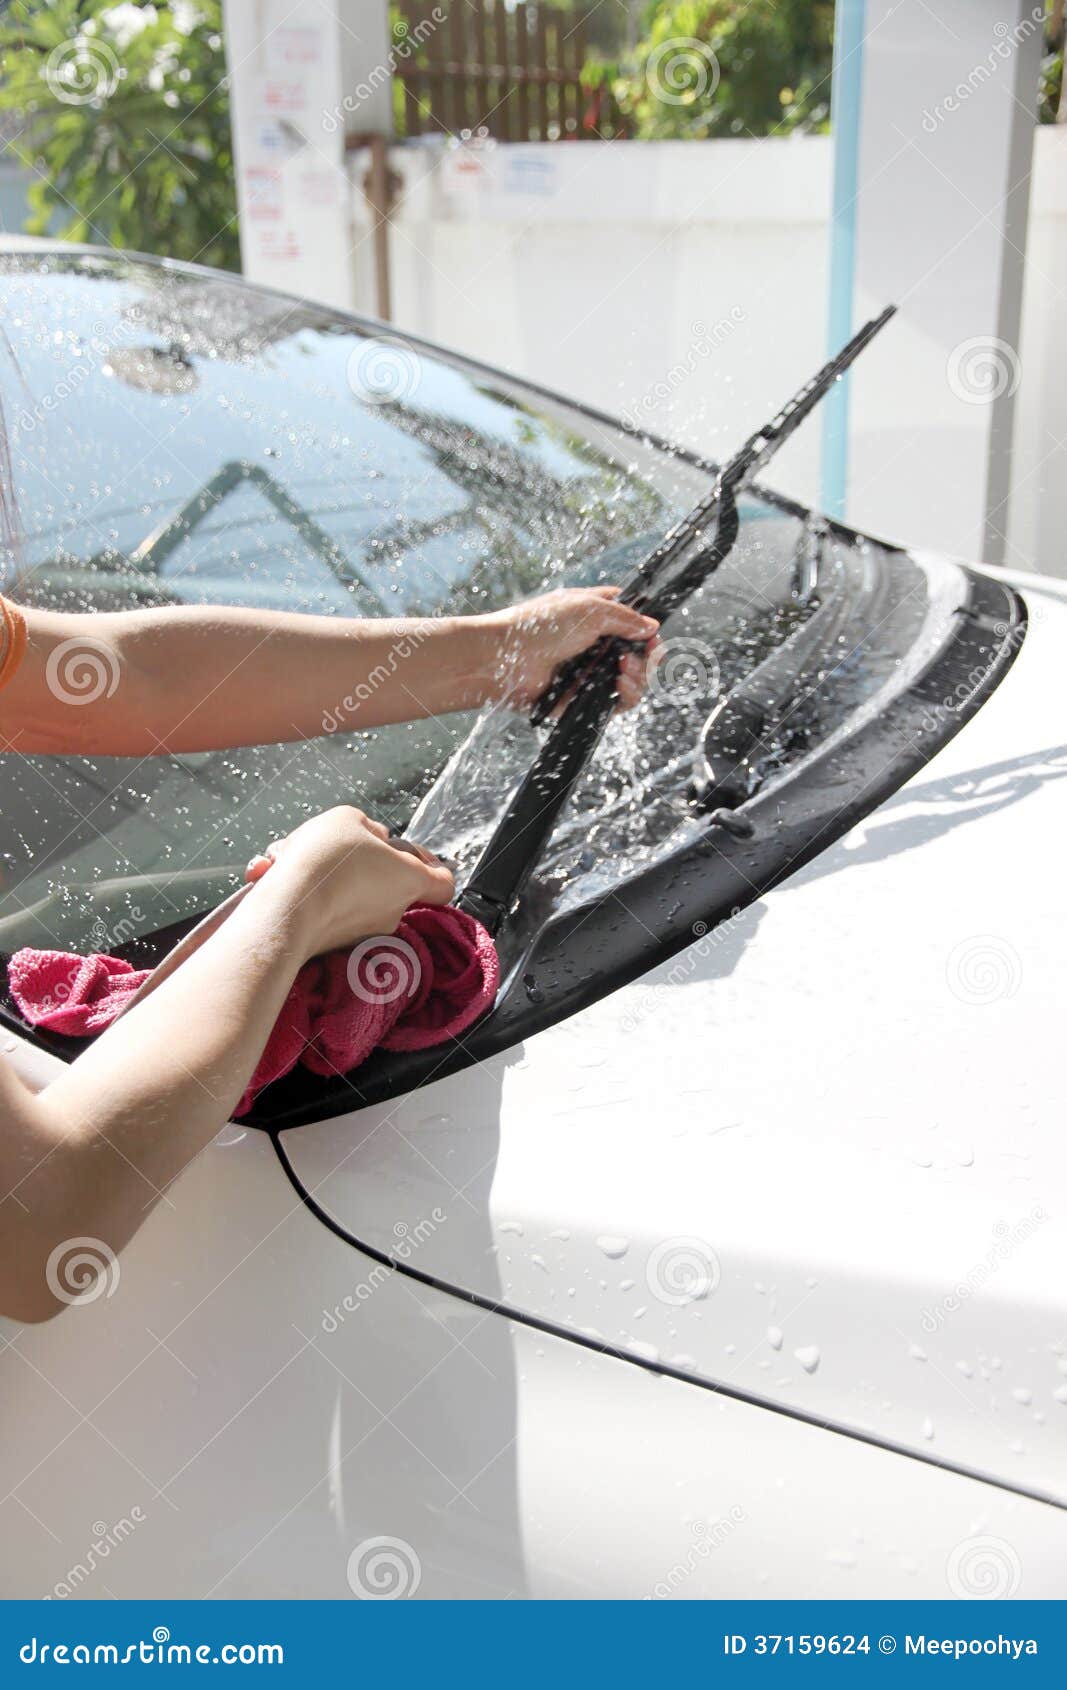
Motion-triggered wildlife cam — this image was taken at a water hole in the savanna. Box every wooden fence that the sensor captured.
[392,0,600,142]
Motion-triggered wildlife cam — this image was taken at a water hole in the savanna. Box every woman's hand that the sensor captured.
[0,806,455,1323]
[244,806,455,960]
[479,587,660,712]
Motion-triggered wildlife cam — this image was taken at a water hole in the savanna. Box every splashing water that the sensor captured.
[408,589,824,918]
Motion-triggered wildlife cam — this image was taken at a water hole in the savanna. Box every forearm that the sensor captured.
[115,605,511,748]
[7,604,506,755]
[2,870,314,1319]
[6,588,656,757]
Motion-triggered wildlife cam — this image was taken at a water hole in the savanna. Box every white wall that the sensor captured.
[344,132,1064,577]
[220,0,1063,576]
[380,138,833,519]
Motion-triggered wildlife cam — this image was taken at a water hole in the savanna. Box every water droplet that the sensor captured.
[627,1338,660,1364]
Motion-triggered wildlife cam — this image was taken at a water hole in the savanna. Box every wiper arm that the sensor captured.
[690,550,856,811]
[455,499,743,935]
[456,307,896,935]
[530,304,896,722]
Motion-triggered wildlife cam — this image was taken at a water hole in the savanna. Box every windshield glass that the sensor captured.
[0,252,922,954]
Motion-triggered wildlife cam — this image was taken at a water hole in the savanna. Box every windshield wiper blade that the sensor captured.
[689,549,857,811]
[530,304,897,724]
[456,307,896,935]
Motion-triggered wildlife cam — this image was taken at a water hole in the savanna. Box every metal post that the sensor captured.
[821,0,867,522]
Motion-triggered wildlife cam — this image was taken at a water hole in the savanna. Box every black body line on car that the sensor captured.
[270,1115,1065,1516]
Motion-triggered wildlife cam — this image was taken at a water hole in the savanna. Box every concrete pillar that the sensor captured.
[223,0,392,310]
[826,0,1044,564]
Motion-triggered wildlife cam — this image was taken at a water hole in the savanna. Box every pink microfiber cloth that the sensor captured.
[7,903,499,1117]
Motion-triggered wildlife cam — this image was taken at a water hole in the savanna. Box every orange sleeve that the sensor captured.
[0,594,27,692]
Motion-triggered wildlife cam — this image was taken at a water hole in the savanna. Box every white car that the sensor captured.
[1,248,1064,1601]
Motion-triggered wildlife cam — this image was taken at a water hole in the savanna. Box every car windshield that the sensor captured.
[0,252,925,956]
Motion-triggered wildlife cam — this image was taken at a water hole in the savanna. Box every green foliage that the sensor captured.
[582,0,835,140]
[1041,50,1063,122]
[1041,0,1064,123]
[0,0,238,269]
[390,3,436,136]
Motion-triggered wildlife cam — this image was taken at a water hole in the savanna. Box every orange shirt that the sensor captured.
[0,595,27,692]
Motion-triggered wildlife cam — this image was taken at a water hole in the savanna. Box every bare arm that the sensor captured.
[2,592,658,756]
[0,809,453,1323]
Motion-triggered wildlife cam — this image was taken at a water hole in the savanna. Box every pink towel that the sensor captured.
[7,903,499,1117]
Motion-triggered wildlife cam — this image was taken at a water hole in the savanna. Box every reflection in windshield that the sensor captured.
[0,254,923,953]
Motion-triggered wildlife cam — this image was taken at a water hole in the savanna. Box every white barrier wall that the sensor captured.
[379,138,833,518]
[225,69,1063,578]
[346,132,1063,577]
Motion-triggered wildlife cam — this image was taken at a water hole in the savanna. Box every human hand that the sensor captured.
[245,807,454,959]
[481,587,659,712]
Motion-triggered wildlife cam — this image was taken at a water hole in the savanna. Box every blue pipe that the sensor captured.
[822,0,867,520]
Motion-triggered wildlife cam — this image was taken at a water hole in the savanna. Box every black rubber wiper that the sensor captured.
[456,307,896,935]
[688,548,859,812]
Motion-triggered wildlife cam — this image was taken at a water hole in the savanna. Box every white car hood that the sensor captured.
[282,567,1067,1505]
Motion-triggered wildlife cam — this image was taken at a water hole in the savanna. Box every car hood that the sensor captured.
[281,564,1065,1504]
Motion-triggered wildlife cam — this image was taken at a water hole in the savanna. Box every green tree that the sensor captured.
[583,0,835,139]
[1043,0,1064,122]
[0,0,238,269]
